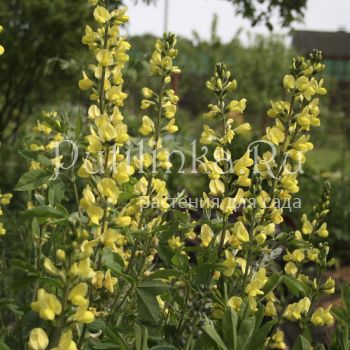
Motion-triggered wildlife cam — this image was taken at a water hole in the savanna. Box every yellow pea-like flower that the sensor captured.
[93,6,111,24]
[223,250,236,277]
[139,115,155,136]
[68,283,88,306]
[227,98,247,113]
[168,236,183,250]
[234,122,251,135]
[232,221,249,243]
[311,306,334,326]
[200,125,216,145]
[79,71,93,91]
[96,49,114,67]
[28,328,49,350]
[283,74,296,90]
[97,178,120,204]
[31,289,62,321]
[104,269,118,293]
[164,118,178,134]
[70,300,95,324]
[245,268,268,297]
[163,101,177,119]
[317,222,329,238]
[284,262,298,276]
[87,205,104,225]
[200,224,214,248]
[265,301,277,317]
[227,296,242,311]
[209,179,225,196]
[52,330,77,350]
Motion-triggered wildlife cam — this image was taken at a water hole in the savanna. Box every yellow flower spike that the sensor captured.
[28,328,49,350]
[227,296,242,311]
[97,178,120,204]
[200,224,214,248]
[79,71,94,90]
[68,283,88,306]
[232,221,249,243]
[31,289,62,321]
[311,306,334,326]
[209,179,225,196]
[139,115,155,136]
[0,45,4,56]
[104,269,118,293]
[284,262,298,276]
[93,6,111,24]
[96,49,114,67]
[52,330,77,350]
[100,228,123,250]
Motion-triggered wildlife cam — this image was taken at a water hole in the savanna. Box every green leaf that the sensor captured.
[48,179,66,205]
[223,308,237,350]
[138,280,170,295]
[136,287,161,325]
[263,272,282,295]
[248,319,277,350]
[202,319,228,350]
[145,269,183,280]
[0,341,10,350]
[150,346,178,350]
[342,284,350,315]
[25,205,68,219]
[15,169,52,191]
[11,259,37,274]
[237,317,255,350]
[104,327,129,350]
[19,149,51,166]
[282,275,306,297]
[171,254,189,272]
[292,335,313,350]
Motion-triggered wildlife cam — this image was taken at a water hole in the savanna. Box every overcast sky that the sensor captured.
[123,0,350,43]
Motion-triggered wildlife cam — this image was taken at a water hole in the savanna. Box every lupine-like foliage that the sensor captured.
[1,1,345,349]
